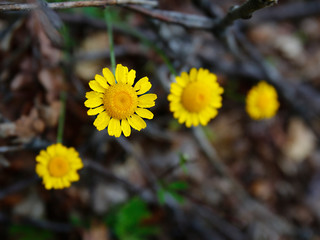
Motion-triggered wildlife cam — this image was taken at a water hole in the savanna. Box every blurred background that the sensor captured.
[0,0,320,239]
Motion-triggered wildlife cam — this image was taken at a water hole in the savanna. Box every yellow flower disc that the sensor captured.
[84,64,157,137]
[35,143,83,190]
[181,81,211,113]
[168,68,224,128]
[246,81,280,120]
[103,83,138,120]
[48,157,70,178]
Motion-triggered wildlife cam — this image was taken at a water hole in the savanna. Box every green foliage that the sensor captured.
[224,79,246,103]
[59,25,74,51]
[82,6,123,22]
[201,125,217,142]
[9,225,54,240]
[157,180,188,205]
[105,197,158,240]
[168,119,182,131]
[179,153,189,174]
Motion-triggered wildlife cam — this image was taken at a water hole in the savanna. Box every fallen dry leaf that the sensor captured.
[83,223,110,240]
[75,32,109,80]
[282,117,316,163]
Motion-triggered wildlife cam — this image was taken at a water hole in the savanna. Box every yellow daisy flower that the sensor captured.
[168,68,224,127]
[35,143,83,190]
[246,81,280,120]
[85,64,157,137]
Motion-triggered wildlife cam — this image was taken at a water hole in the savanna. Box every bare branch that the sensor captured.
[253,0,320,22]
[0,175,39,200]
[212,0,278,34]
[0,0,158,11]
[129,0,278,32]
[0,212,73,232]
[84,159,143,195]
[127,5,215,29]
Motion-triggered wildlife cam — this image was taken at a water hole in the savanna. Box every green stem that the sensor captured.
[57,91,66,144]
[104,8,116,75]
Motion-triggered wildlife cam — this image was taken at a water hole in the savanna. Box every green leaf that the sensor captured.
[167,181,188,191]
[9,225,54,240]
[169,191,185,204]
[106,197,158,240]
[157,187,166,205]
[179,153,189,174]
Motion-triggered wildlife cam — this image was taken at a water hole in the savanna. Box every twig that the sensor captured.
[116,137,160,190]
[194,204,246,240]
[0,212,73,232]
[253,0,320,22]
[128,0,277,31]
[0,0,158,11]
[0,175,40,200]
[157,159,196,179]
[84,159,143,195]
[192,127,228,177]
[0,145,24,153]
[212,0,278,35]
[126,5,216,29]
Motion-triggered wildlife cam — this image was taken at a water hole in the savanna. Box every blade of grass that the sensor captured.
[104,7,116,74]
[57,91,66,144]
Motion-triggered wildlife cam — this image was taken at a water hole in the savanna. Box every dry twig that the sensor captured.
[0,0,157,11]
[127,5,215,29]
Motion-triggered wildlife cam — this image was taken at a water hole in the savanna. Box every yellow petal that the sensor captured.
[103,67,115,85]
[89,80,105,93]
[176,76,187,87]
[93,111,110,131]
[128,114,146,131]
[69,172,80,181]
[36,165,45,176]
[84,97,103,108]
[44,180,53,190]
[87,106,105,116]
[208,73,217,82]
[197,68,209,81]
[199,112,209,125]
[121,119,131,137]
[178,111,188,124]
[115,64,128,83]
[108,118,121,137]
[47,144,57,157]
[36,154,48,163]
[85,91,103,99]
[167,94,177,101]
[170,83,182,95]
[135,108,153,119]
[181,71,189,83]
[95,74,109,89]
[138,94,157,108]
[134,77,151,95]
[128,69,136,86]
[185,116,193,128]
[189,68,197,82]
[191,113,199,126]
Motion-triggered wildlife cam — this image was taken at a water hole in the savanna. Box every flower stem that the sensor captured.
[104,8,116,75]
[57,91,66,144]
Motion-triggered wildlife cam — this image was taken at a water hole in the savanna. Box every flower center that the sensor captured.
[103,83,138,119]
[181,81,211,112]
[256,93,270,111]
[48,157,69,177]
